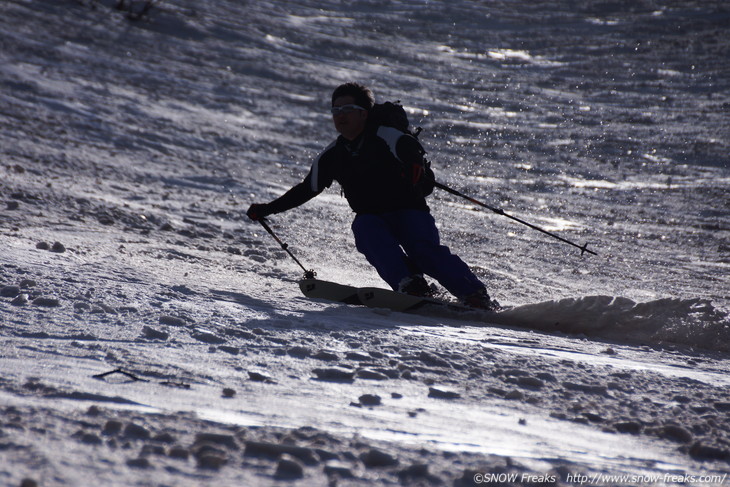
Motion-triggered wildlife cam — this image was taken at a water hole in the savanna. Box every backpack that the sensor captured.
[368,101,422,138]
[368,101,435,196]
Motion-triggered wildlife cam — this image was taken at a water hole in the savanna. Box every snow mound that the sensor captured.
[501,296,730,351]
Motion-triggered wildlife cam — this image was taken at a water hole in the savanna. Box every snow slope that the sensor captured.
[1,0,729,485]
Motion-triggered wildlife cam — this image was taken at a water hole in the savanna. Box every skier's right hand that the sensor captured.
[247,203,272,221]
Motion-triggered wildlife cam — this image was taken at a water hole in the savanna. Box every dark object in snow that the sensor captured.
[123,422,151,440]
[356,369,389,381]
[689,441,730,461]
[50,241,66,253]
[32,297,60,307]
[398,463,431,481]
[323,461,355,478]
[245,441,319,465]
[275,454,305,479]
[313,350,339,361]
[159,315,187,327]
[222,388,236,398]
[360,448,399,468]
[1,285,20,297]
[614,421,642,435]
[191,330,225,344]
[428,386,461,400]
[312,367,356,382]
[102,420,123,436]
[248,371,275,383]
[126,457,151,469]
[659,424,694,443]
[287,345,312,358]
[359,394,382,406]
[115,0,155,21]
[142,325,169,340]
[194,432,239,450]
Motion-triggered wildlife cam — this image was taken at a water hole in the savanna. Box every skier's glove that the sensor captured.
[247,203,272,221]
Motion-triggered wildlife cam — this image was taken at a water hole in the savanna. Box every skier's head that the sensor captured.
[331,82,373,140]
[331,82,374,111]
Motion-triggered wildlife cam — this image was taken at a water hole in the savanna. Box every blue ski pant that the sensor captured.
[351,210,485,298]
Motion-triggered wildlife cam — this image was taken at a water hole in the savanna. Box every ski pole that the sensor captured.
[257,218,316,279]
[434,181,597,256]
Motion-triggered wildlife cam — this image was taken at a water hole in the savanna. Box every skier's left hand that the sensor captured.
[247,203,271,221]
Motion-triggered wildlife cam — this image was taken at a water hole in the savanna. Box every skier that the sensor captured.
[247,82,496,310]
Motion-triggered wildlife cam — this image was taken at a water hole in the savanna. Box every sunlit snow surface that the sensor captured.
[1,0,729,485]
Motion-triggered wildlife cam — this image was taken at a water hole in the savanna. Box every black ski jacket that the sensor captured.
[265,126,430,216]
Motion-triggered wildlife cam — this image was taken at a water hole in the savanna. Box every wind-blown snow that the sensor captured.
[1,0,729,486]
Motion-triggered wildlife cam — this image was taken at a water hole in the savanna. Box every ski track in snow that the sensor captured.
[1,0,729,486]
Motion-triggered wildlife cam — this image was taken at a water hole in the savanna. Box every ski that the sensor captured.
[299,278,501,318]
[357,286,476,313]
[298,278,362,305]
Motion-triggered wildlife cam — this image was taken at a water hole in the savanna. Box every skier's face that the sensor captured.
[332,95,368,140]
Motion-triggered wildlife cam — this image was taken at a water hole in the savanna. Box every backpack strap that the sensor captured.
[376,126,406,162]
